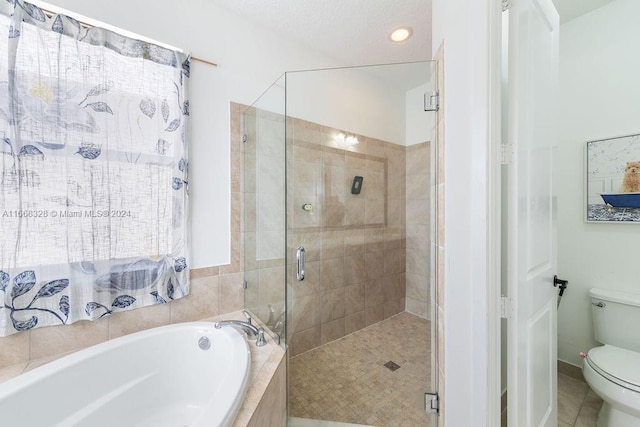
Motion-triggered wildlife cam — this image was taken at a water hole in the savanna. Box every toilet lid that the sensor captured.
[587,345,640,392]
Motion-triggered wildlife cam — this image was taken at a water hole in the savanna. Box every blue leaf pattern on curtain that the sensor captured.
[0,1,190,336]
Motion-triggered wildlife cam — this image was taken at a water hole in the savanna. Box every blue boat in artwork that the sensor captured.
[600,193,640,208]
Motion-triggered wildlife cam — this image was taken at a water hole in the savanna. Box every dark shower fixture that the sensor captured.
[351,176,363,194]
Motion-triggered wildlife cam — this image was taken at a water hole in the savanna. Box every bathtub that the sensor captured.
[0,322,251,427]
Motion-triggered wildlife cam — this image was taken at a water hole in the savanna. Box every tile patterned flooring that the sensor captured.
[557,372,602,427]
[501,372,603,426]
[289,312,431,426]
[289,311,602,427]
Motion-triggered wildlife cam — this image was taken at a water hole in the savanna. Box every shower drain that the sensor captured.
[383,361,401,371]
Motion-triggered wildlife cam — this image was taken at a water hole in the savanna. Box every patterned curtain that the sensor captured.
[0,1,190,336]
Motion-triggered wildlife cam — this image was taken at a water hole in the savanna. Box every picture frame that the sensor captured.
[586,133,640,222]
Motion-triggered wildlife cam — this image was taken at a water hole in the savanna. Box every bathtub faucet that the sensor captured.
[214,320,266,347]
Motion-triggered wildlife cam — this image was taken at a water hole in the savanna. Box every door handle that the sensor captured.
[296,246,305,281]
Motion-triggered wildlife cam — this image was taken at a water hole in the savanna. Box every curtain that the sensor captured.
[0,1,190,336]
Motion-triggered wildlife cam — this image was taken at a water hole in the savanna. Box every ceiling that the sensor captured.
[553,0,617,23]
[210,0,432,66]
[211,0,617,67]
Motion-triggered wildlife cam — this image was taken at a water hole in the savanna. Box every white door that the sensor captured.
[506,0,559,426]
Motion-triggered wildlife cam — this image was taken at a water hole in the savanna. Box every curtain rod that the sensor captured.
[37,7,218,67]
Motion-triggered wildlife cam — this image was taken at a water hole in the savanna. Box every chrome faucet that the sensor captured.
[214,320,266,347]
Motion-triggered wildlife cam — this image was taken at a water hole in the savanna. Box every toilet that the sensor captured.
[583,288,640,427]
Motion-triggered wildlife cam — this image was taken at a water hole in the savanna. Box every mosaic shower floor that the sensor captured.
[289,312,432,426]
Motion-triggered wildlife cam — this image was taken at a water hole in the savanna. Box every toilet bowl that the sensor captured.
[583,345,640,426]
[584,288,640,427]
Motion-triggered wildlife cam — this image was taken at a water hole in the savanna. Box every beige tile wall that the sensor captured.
[405,142,432,319]
[286,117,408,357]
[0,104,248,373]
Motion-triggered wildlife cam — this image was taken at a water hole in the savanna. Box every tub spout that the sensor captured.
[214,320,266,347]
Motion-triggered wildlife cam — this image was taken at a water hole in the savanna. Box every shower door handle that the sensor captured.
[296,246,305,281]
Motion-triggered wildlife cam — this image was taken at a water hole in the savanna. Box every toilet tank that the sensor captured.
[590,288,640,352]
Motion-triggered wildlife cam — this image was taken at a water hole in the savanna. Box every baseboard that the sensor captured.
[558,359,585,383]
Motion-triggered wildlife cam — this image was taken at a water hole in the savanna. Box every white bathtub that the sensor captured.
[0,322,251,427]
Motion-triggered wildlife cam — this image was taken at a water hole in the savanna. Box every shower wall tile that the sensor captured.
[109,302,171,339]
[0,330,30,369]
[387,198,406,226]
[30,316,109,361]
[384,273,406,302]
[365,278,384,307]
[294,141,322,164]
[293,195,321,228]
[364,226,385,253]
[293,119,322,145]
[322,146,346,167]
[344,283,365,315]
[365,251,385,281]
[344,228,365,254]
[405,141,432,321]
[365,302,384,326]
[290,260,321,298]
[293,161,321,196]
[290,295,321,333]
[321,230,345,260]
[219,272,245,313]
[320,257,345,290]
[290,326,321,357]
[320,288,346,323]
[407,273,430,301]
[170,275,220,323]
[345,312,365,335]
[384,298,405,319]
[406,297,430,319]
[344,254,366,285]
[406,223,430,251]
[406,198,430,226]
[320,318,345,345]
[366,138,386,158]
[322,202,345,228]
[291,230,322,262]
[258,267,286,306]
[345,198,366,226]
[384,248,406,275]
[407,172,430,200]
[283,117,408,355]
[406,248,430,279]
[345,151,367,170]
[365,198,385,224]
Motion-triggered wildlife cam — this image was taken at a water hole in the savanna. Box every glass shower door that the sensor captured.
[285,62,440,426]
[242,75,287,343]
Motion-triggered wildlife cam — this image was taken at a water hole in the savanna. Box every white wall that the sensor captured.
[286,69,405,144]
[406,83,436,146]
[432,0,494,424]
[557,0,640,366]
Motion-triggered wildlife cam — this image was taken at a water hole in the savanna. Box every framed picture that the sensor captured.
[586,133,640,222]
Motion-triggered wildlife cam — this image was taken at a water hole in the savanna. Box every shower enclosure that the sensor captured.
[242,61,439,426]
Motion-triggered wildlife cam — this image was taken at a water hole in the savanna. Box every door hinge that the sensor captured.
[242,280,247,290]
[501,143,514,165]
[424,91,439,112]
[501,295,514,319]
[502,0,513,12]
[425,392,440,414]
[242,134,247,143]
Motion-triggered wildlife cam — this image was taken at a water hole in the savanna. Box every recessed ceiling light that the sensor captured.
[389,26,413,43]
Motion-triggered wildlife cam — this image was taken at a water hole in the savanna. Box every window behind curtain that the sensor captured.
[0,1,190,336]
